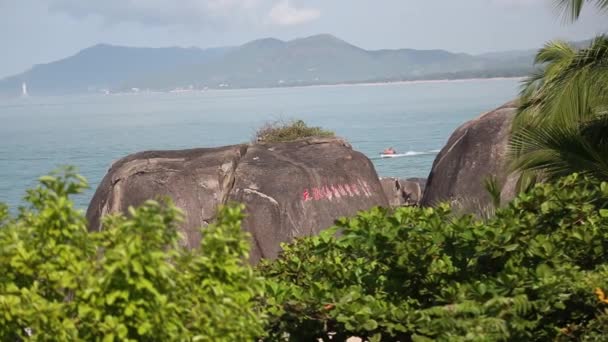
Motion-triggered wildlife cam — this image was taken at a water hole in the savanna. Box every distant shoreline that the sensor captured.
[91,76,528,95]
[284,76,526,90]
[189,76,527,92]
[146,76,527,94]
[0,76,526,99]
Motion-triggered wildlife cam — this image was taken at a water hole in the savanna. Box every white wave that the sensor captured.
[402,151,425,156]
[377,149,441,159]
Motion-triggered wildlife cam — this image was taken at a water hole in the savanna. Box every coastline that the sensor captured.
[135,76,527,94]
[287,76,526,90]
[0,76,525,100]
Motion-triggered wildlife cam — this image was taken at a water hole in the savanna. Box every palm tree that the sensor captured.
[555,0,608,21]
[508,2,608,182]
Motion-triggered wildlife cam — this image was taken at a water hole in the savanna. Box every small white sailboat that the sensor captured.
[21,82,28,97]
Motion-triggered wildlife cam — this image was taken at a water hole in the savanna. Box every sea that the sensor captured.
[0,78,520,210]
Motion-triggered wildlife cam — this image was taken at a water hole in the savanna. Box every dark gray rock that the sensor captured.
[405,178,426,195]
[379,177,426,208]
[421,101,519,213]
[401,179,424,205]
[86,145,246,249]
[380,178,404,208]
[87,137,388,263]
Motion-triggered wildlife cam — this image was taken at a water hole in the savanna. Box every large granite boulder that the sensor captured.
[87,137,388,263]
[421,101,519,213]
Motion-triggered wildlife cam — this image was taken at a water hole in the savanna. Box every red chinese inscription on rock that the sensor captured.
[301,179,373,203]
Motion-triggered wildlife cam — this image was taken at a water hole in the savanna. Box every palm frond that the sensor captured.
[555,0,586,21]
[554,0,608,21]
[534,40,576,65]
[509,115,608,181]
[516,36,608,128]
[535,38,608,121]
[515,170,539,194]
[483,176,502,208]
[510,2,608,184]
[549,36,608,91]
[580,113,608,151]
[519,68,547,100]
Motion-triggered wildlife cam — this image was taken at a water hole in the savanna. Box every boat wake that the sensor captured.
[375,149,440,159]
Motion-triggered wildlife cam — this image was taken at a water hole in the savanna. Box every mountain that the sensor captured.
[0,34,538,96]
[0,44,232,96]
[132,34,535,90]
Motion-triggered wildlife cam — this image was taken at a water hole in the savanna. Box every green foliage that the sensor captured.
[6,169,608,340]
[555,0,608,21]
[0,168,264,341]
[259,174,608,341]
[511,37,608,181]
[511,3,608,183]
[483,176,502,208]
[254,119,335,143]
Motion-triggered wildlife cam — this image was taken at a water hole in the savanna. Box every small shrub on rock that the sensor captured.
[255,119,334,143]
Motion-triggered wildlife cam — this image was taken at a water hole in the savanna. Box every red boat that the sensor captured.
[382,147,396,155]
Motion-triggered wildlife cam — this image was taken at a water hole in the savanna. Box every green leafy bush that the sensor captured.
[0,168,264,341]
[4,169,608,341]
[259,174,608,341]
[254,119,334,143]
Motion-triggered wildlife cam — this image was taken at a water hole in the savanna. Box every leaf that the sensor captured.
[363,319,378,331]
[369,333,382,342]
[137,322,153,335]
[124,303,135,317]
[412,334,434,342]
[106,291,124,305]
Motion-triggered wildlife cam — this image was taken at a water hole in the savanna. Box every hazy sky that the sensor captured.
[1,0,606,78]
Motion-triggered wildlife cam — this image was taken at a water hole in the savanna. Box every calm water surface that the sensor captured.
[0,78,520,209]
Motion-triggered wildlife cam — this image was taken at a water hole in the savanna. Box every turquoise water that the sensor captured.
[0,78,520,209]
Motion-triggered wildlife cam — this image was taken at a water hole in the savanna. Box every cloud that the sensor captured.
[47,0,264,28]
[267,0,320,26]
[46,0,319,29]
[491,0,544,8]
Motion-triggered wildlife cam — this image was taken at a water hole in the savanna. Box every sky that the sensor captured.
[0,0,606,78]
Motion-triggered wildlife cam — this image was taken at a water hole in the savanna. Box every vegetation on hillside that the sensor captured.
[254,119,334,143]
[1,34,537,96]
[3,170,608,340]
